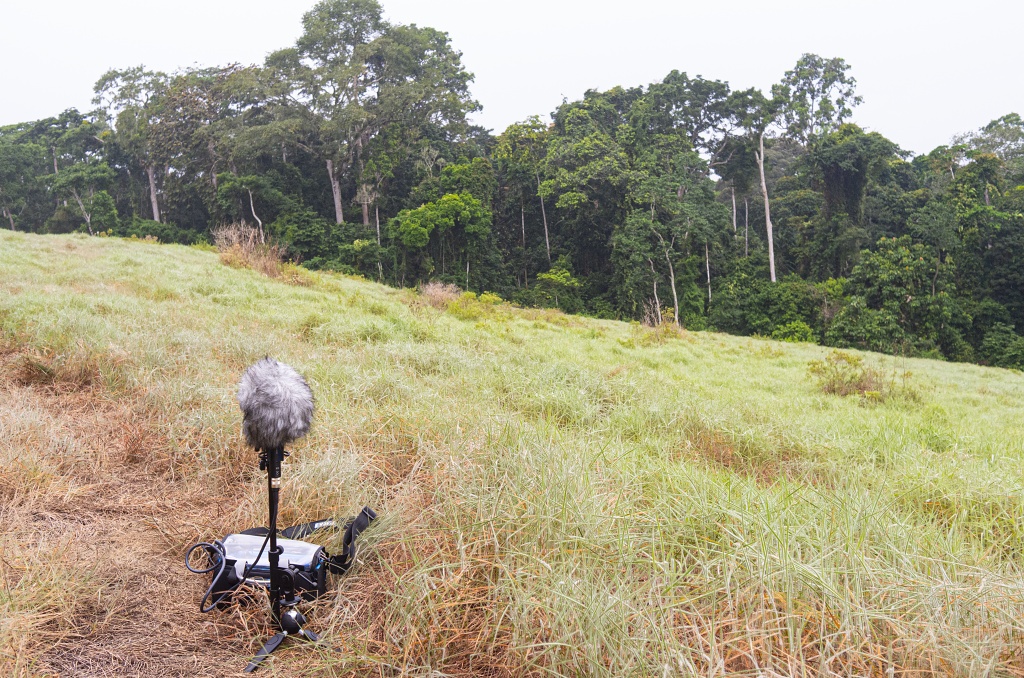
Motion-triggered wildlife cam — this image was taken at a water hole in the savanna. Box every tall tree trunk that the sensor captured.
[756,132,776,282]
[71,189,93,235]
[3,206,14,231]
[647,258,662,325]
[652,228,679,325]
[53,150,67,208]
[705,241,712,304]
[731,185,737,234]
[521,202,527,288]
[209,139,219,190]
[327,160,344,224]
[744,197,749,258]
[147,165,161,223]
[663,243,679,325]
[536,172,550,263]
[247,189,264,244]
[362,201,370,226]
[375,205,383,281]
[521,202,526,248]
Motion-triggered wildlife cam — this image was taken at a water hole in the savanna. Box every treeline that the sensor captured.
[2,0,1024,368]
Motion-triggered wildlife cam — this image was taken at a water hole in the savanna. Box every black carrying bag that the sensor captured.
[209,506,377,604]
[257,505,377,575]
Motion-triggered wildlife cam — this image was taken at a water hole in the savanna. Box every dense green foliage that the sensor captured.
[2,0,1023,368]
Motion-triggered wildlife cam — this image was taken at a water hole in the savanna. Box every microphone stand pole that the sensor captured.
[267,445,283,627]
[245,446,318,673]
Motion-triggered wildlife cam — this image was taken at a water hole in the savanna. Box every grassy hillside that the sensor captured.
[2,230,1023,676]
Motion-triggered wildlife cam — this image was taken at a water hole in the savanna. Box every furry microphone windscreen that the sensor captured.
[237,358,314,450]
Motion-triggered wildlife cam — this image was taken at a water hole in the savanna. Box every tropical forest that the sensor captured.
[2,2,1023,369]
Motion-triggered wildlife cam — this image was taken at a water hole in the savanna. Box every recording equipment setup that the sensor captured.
[185,358,376,673]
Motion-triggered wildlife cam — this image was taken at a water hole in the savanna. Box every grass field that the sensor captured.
[2,230,1023,676]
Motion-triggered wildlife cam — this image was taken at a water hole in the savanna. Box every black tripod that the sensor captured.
[244,446,320,673]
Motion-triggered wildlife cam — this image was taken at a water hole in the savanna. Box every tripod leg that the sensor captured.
[243,632,288,673]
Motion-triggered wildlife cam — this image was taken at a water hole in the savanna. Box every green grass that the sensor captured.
[2,230,1024,675]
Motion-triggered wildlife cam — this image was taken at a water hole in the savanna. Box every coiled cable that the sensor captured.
[185,531,271,613]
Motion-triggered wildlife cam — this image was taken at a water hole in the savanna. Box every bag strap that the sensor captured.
[326,506,377,575]
[240,514,363,539]
[280,518,339,540]
[237,506,377,575]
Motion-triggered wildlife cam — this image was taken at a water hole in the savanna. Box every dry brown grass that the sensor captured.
[418,281,462,309]
[11,348,101,391]
[0,350,257,677]
[618,319,689,348]
[212,223,284,278]
[641,299,663,327]
[673,422,814,487]
[0,341,517,676]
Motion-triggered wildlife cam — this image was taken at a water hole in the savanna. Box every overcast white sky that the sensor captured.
[1,0,1020,154]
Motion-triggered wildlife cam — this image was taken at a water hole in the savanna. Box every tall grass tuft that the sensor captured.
[212,223,285,278]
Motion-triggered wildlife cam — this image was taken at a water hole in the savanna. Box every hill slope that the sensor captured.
[2,231,1023,676]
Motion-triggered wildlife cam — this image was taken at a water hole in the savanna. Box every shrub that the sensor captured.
[212,223,284,278]
[825,237,969,360]
[269,208,331,261]
[980,323,1024,369]
[808,350,887,398]
[532,256,583,313]
[620,317,688,348]
[447,292,485,320]
[709,266,820,337]
[419,281,462,309]
[279,263,318,287]
[772,320,815,343]
[429,289,514,322]
[123,217,196,244]
[638,322,686,346]
[89,191,120,233]
[640,300,663,328]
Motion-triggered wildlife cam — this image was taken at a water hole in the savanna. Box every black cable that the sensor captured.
[185,540,228,613]
[185,531,272,613]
